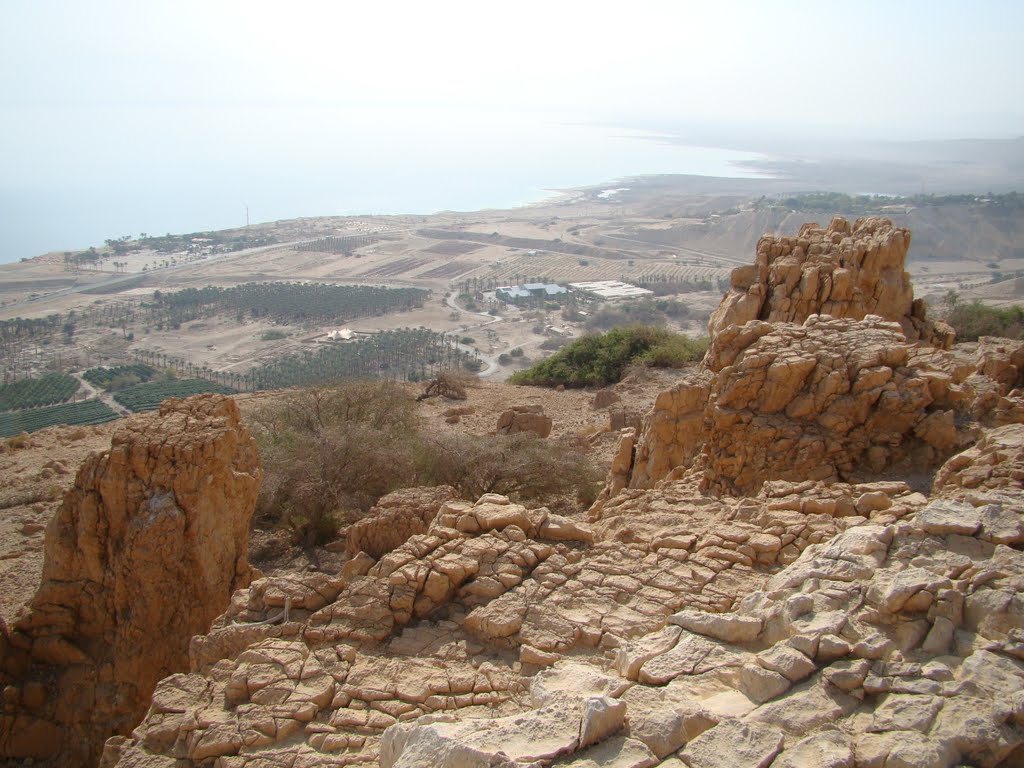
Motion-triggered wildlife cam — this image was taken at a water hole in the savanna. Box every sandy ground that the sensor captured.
[0,422,117,625]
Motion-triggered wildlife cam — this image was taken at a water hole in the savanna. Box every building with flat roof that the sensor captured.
[567,280,653,300]
[495,283,568,302]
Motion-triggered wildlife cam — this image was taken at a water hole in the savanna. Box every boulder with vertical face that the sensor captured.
[0,394,262,767]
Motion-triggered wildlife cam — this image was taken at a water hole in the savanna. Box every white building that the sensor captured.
[568,280,653,300]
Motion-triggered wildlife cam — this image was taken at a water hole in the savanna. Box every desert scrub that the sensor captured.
[509,325,707,388]
[942,292,1024,341]
[250,380,600,545]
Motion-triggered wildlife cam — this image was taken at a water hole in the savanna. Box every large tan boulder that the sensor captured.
[496,405,553,437]
[0,394,261,767]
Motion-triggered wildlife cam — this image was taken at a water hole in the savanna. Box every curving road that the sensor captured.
[443,293,507,378]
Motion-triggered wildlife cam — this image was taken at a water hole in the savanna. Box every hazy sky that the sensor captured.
[3,0,1022,138]
[1,1,1022,260]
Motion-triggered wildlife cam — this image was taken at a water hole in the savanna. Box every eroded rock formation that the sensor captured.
[708,216,953,346]
[65,219,1024,767]
[106,466,1024,767]
[613,217,1023,496]
[0,395,261,766]
[344,485,459,559]
[615,317,1024,496]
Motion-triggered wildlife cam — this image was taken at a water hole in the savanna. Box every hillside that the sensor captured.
[1,217,1023,767]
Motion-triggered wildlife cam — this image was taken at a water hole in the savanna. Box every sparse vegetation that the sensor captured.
[417,432,602,506]
[943,292,1024,341]
[147,283,429,327]
[509,326,707,387]
[246,329,478,390]
[251,382,601,545]
[754,191,1024,215]
[83,364,156,390]
[416,373,469,402]
[583,298,691,332]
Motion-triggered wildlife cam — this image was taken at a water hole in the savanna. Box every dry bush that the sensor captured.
[416,432,603,508]
[417,373,469,401]
[1,433,32,452]
[249,382,420,546]
[251,380,604,545]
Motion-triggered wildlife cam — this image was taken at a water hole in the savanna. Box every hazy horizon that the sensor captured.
[2,0,1023,263]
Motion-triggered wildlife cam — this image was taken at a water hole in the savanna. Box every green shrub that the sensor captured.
[945,296,1024,342]
[509,325,707,388]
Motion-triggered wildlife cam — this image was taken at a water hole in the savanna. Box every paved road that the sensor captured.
[443,293,505,378]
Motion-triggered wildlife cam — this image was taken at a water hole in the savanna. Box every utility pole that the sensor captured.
[245,204,250,227]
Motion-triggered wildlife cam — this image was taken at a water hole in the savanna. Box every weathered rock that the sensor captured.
[630,315,962,495]
[379,696,622,767]
[677,719,784,768]
[592,389,622,409]
[770,730,854,768]
[707,216,952,346]
[0,395,262,767]
[933,422,1024,496]
[345,485,459,559]
[497,405,553,437]
[670,607,762,643]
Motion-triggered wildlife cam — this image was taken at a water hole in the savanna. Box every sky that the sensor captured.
[4,0,1022,137]
[1,0,1022,260]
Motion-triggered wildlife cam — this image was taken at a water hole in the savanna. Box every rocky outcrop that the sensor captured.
[366,496,1024,768]
[344,485,459,559]
[94,219,1024,768]
[708,216,953,346]
[105,493,598,766]
[104,474,940,767]
[0,395,261,767]
[933,422,1024,495]
[108,440,1024,767]
[615,318,1024,496]
[610,217,1023,498]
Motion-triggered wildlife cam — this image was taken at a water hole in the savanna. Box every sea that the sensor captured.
[0,106,769,264]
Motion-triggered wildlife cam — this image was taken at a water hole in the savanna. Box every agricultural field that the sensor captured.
[422,241,484,256]
[247,328,477,390]
[0,399,119,437]
[148,283,430,327]
[0,373,79,411]
[480,253,729,286]
[113,379,237,412]
[356,258,430,278]
[417,261,479,279]
[83,363,157,390]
